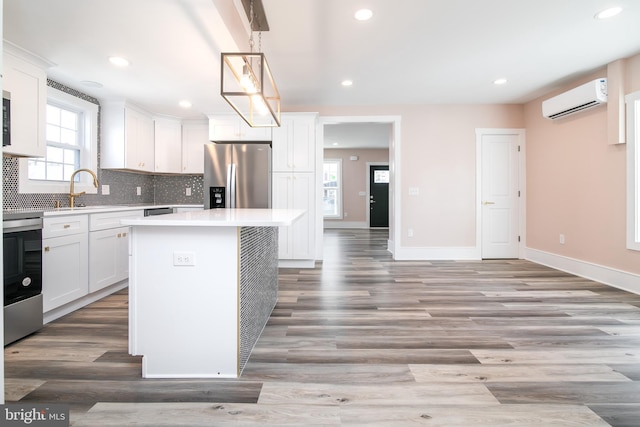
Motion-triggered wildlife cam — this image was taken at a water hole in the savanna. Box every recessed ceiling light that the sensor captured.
[109,56,130,67]
[341,80,353,87]
[493,78,508,85]
[332,142,339,146]
[354,9,373,21]
[80,80,103,88]
[595,6,622,19]
[179,100,192,109]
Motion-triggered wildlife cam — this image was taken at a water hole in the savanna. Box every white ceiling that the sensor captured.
[4,0,640,149]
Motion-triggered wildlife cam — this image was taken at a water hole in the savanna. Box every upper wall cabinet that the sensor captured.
[154,116,182,174]
[181,120,207,174]
[208,114,272,142]
[272,113,318,173]
[2,43,51,158]
[102,102,155,173]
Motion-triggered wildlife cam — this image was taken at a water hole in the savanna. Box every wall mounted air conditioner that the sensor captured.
[542,78,607,120]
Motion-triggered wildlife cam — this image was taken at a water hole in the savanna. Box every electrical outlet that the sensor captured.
[559,234,565,244]
[102,184,110,195]
[136,186,141,196]
[408,228,414,237]
[173,252,196,266]
[186,187,192,196]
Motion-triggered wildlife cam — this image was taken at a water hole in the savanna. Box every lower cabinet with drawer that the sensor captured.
[42,209,145,322]
[88,210,143,292]
[42,215,89,312]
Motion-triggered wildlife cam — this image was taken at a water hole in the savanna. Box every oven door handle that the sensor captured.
[3,218,43,233]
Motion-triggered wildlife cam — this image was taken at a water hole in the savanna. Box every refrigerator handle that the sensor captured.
[228,163,236,208]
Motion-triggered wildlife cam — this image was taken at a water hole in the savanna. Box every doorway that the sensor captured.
[476,129,526,259]
[368,164,389,227]
[319,116,401,257]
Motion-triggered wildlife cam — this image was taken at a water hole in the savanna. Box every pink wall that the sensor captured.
[525,59,640,274]
[399,105,523,247]
[289,53,640,277]
[324,148,389,223]
[288,104,523,247]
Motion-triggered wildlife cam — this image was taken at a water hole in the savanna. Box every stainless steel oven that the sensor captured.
[3,211,44,345]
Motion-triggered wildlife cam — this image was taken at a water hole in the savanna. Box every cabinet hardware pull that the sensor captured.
[483,201,496,205]
[44,246,50,252]
[63,224,71,229]
[117,233,122,238]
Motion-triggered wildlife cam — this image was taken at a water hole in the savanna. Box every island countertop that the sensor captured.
[121,208,305,227]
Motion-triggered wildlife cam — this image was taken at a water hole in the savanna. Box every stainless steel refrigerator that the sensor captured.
[204,142,271,209]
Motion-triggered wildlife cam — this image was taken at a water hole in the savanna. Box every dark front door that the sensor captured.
[369,165,389,227]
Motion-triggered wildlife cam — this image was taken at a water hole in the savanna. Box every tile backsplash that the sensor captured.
[2,157,205,210]
[2,79,204,211]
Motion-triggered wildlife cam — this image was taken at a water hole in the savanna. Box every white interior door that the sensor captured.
[481,133,520,259]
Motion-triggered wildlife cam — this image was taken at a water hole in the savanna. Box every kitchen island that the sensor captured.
[122,208,304,378]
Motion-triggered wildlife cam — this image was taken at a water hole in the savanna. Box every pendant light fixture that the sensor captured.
[221,0,280,127]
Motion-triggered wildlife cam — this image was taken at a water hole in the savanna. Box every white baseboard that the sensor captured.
[526,247,640,295]
[393,246,480,260]
[278,259,316,269]
[324,221,368,229]
[44,281,128,324]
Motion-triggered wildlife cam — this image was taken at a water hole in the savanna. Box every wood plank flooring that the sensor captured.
[5,228,640,426]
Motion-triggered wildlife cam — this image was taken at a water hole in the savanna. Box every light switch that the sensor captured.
[408,187,419,196]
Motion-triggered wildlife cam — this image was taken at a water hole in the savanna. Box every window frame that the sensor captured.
[19,86,99,194]
[627,90,640,251]
[323,158,343,219]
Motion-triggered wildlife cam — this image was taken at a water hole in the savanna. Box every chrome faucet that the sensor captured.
[69,168,99,207]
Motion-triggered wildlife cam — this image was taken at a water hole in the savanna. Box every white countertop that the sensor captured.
[121,208,305,227]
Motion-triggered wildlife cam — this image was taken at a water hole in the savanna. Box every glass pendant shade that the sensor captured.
[221,52,281,127]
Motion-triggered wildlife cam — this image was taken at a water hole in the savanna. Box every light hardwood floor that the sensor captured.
[5,228,640,426]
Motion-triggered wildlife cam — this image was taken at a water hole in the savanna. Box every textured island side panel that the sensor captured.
[239,227,278,374]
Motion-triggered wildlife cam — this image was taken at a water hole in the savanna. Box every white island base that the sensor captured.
[124,209,303,378]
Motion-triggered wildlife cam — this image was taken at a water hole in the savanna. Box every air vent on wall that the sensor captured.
[542,78,607,120]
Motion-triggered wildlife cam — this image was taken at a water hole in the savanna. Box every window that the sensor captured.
[627,90,640,251]
[29,104,81,181]
[323,159,342,218]
[19,86,99,194]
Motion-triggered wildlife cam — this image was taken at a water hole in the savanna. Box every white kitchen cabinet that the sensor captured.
[272,113,317,173]
[2,43,50,158]
[208,115,272,142]
[154,117,182,174]
[181,120,208,174]
[273,172,315,260]
[89,227,130,292]
[42,215,89,312]
[102,101,155,172]
[89,210,144,293]
[271,112,318,264]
